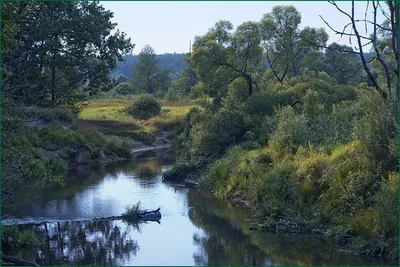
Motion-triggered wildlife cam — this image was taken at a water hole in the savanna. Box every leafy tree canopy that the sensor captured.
[191,20,262,97]
[260,5,328,82]
[2,1,134,106]
[131,45,171,96]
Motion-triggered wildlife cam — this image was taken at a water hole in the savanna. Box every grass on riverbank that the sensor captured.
[199,142,398,259]
[78,98,200,143]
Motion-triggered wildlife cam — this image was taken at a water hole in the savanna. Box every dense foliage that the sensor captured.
[1,1,134,218]
[2,1,133,106]
[125,94,161,120]
[130,45,171,96]
[171,4,399,259]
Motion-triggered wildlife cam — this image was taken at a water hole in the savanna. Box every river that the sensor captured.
[2,149,396,266]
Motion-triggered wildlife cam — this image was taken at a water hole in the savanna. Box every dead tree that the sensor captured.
[321,1,399,102]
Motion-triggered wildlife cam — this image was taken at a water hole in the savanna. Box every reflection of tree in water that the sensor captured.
[32,157,166,204]
[132,161,163,178]
[33,220,139,265]
[187,190,392,266]
[187,190,269,265]
[134,149,175,164]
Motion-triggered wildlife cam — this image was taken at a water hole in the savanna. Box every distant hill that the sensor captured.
[111,53,189,80]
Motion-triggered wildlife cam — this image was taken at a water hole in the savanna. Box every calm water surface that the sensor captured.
[3,150,396,266]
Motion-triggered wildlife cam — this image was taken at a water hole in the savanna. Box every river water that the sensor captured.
[2,150,395,266]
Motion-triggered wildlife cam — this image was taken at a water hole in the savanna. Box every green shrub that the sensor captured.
[38,125,132,166]
[294,148,330,209]
[353,90,397,172]
[200,157,232,197]
[44,157,68,178]
[189,109,246,161]
[256,159,298,216]
[115,82,136,95]
[292,79,357,118]
[328,100,360,144]
[244,91,277,118]
[189,81,207,99]
[268,106,310,159]
[180,107,203,140]
[223,77,250,107]
[162,163,195,181]
[165,78,189,100]
[2,225,40,250]
[126,94,161,120]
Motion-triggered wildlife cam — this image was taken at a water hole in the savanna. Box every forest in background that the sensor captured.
[110,53,188,80]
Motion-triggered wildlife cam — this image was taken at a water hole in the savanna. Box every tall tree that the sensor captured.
[323,43,364,84]
[190,20,262,97]
[260,6,328,83]
[2,1,134,106]
[131,45,171,95]
[166,57,199,100]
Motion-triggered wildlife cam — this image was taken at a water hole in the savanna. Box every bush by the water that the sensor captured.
[162,163,196,181]
[38,125,132,166]
[126,94,161,120]
[176,73,398,259]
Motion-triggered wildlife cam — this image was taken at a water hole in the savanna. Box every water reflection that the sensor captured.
[187,190,395,266]
[3,150,396,266]
[12,220,141,265]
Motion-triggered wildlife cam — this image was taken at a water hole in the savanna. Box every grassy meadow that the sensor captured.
[78,98,199,143]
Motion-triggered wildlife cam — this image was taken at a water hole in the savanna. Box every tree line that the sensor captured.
[110,52,188,80]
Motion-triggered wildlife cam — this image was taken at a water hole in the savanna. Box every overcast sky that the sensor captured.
[100,1,384,55]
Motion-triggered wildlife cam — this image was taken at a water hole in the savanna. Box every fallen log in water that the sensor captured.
[93,208,161,222]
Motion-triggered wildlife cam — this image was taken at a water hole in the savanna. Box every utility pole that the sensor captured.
[189,40,194,88]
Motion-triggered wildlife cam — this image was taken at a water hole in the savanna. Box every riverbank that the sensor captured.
[23,98,197,169]
[193,143,398,260]
[164,82,398,261]
[2,152,395,266]
[2,98,195,220]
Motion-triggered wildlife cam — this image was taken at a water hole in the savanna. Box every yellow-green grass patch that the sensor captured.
[79,98,200,134]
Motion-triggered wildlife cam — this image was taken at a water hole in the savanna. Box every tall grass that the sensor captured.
[121,202,143,219]
[79,98,199,134]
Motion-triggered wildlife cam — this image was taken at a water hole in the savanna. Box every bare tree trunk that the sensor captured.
[387,1,399,103]
[243,73,253,96]
[51,34,58,103]
[51,64,56,103]
[371,1,392,100]
[323,1,388,100]
[266,51,288,84]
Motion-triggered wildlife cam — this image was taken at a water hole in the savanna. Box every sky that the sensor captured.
[100,1,385,55]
